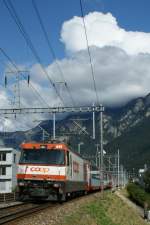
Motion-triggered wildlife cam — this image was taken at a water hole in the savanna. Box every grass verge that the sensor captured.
[59,192,147,225]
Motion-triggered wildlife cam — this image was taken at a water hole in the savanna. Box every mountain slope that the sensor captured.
[1,93,150,171]
[106,116,150,171]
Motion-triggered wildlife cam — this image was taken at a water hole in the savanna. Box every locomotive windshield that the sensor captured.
[19,149,65,165]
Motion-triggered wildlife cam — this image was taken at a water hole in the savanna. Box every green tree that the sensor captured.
[143,170,150,192]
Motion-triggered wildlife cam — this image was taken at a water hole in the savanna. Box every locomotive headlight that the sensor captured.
[53,183,60,188]
[19,182,25,186]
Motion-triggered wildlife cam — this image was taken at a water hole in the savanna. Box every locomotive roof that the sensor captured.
[21,142,69,151]
[21,142,90,163]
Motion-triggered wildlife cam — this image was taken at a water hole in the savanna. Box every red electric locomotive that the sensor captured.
[17,141,112,201]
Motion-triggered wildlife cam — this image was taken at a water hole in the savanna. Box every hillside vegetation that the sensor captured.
[127,183,150,208]
[106,117,150,171]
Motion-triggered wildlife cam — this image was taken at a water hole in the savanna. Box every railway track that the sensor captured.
[0,202,28,210]
[0,202,57,224]
[0,191,105,224]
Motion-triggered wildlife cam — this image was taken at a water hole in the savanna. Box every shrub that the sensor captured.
[127,183,150,208]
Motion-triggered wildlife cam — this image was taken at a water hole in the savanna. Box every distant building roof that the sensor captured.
[0,139,17,151]
[139,169,145,173]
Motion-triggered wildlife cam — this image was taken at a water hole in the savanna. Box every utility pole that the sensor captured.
[113,155,117,188]
[78,142,84,154]
[100,105,104,191]
[95,144,99,167]
[36,124,50,142]
[33,120,50,142]
[93,103,95,139]
[53,112,56,140]
[118,149,120,189]
[52,81,66,140]
[108,156,111,172]
[98,151,101,176]
[14,72,21,108]
[121,165,124,188]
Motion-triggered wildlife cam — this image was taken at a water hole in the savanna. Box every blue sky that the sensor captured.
[0,0,150,67]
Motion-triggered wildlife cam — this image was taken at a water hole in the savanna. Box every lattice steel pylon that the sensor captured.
[5,70,29,109]
[14,72,20,108]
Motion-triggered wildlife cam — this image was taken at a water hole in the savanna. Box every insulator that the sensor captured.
[27,75,30,86]
[4,75,7,88]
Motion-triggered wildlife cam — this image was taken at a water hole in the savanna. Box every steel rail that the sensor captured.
[0,202,56,224]
[0,202,29,210]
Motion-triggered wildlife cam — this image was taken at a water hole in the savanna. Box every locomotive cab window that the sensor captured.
[19,149,65,165]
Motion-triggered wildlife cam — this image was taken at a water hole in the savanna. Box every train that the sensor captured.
[17,141,112,202]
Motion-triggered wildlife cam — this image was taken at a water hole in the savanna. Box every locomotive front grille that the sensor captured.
[18,179,53,188]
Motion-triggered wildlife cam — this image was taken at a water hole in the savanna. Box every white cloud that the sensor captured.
[46,46,150,107]
[2,45,150,131]
[0,75,60,131]
[0,90,10,107]
[61,12,150,55]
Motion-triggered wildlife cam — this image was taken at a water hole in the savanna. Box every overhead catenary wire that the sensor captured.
[21,78,50,108]
[3,0,65,106]
[0,47,50,108]
[32,0,76,107]
[79,0,99,105]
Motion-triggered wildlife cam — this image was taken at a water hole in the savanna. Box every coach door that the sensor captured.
[84,163,90,189]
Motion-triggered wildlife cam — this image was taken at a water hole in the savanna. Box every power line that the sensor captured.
[21,78,50,107]
[0,47,50,107]
[79,0,99,105]
[3,0,65,106]
[32,0,76,107]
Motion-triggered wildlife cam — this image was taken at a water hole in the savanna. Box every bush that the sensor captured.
[143,170,150,193]
[127,183,150,208]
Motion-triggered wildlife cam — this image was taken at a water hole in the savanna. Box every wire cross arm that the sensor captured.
[0,105,104,115]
